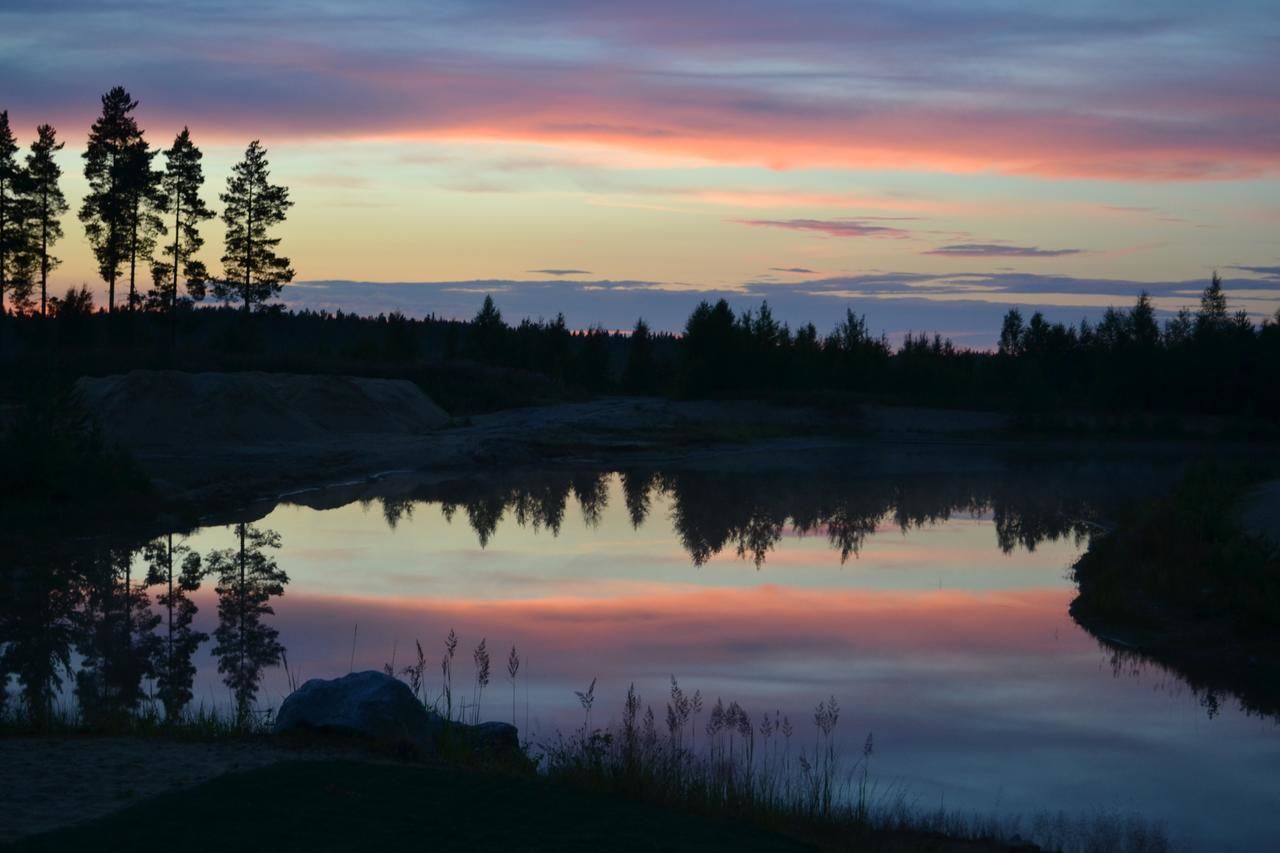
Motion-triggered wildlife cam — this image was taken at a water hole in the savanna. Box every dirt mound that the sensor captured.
[76,371,449,447]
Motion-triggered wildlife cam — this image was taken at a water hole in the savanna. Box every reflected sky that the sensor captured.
[162,474,1279,852]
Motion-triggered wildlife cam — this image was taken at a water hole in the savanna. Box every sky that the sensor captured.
[2,0,1279,344]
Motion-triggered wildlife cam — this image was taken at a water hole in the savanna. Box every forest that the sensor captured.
[2,88,1276,423]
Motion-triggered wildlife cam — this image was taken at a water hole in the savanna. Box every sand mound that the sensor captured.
[76,370,448,447]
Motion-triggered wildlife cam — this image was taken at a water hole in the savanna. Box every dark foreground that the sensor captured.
[2,754,1024,853]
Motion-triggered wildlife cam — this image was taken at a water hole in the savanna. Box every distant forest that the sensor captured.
[1,274,1276,420]
[1,90,1277,420]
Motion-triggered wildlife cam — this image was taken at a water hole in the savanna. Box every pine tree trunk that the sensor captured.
[171,191,181,351]
[1,182,8,330]
[167,533,174,700]
[128,197,138,312]
[243,181,253,318]
[40,191,48,317]
[238,524,247,714]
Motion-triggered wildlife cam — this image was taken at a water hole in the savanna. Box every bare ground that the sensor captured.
[0,736,362,844]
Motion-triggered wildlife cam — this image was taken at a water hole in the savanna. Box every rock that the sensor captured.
[466,721,520,756]
[273,671,525,765]
[273,670,442,747]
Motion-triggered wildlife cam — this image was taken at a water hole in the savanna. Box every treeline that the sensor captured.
[0,87,292,326]
[2,273,1277,420]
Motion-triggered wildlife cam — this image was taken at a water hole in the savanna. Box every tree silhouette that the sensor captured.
[74,547,160,724]
[217,141,293,315]
[123,133,164,312]
[0,557,80,724]
[143,534,208,720]
[1197,271,1229,336]
[23,125,68,317]
[153,128,214,342]
[998,308,1025,356]
[81,87,145,314]
[622,318,655,392]
[209,524,288,720]
[0,111,23,324]
[470,294,505,361]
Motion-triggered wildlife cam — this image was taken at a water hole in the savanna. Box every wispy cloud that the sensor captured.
[1231,265,1280,279]
[529,269,592,276]
[6,2,1277,180]
[924,243,1084,258]
[735,218,913,238]
[770,267,818,274]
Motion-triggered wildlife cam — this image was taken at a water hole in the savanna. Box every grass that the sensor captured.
[2,633,1182,852]
[0,700,274,739]
[4,759,813,853]
[538,682,1176,853]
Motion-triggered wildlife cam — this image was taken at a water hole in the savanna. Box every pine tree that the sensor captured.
[80,87,145,314]
[123,136,165,311]
[470,294,505,361]
[24,124,68,317]
[0,110,23,322]
[1197,271,1229,335]
[622,317,654,392]
[217,141,293,314]
[153,127,214,338]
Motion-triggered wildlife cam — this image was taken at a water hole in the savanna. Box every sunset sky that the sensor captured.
[2,0,1278,343]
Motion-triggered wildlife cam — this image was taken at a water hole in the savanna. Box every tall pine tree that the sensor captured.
[153,127,214,338]
[124,135,164,311]
[217,141,293,314]
[25,125,68,317]
[0,110,23,322]
[81,87,145,314]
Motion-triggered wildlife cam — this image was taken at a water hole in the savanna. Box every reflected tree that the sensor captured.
[511,479,569,535]
[572,472,610,528]
[415,468,1122,567]
[209,524,288,720]
[74,547,160,723]
[0,558,80,723]
[620,470,656,529]
[381,497,414,529]
[142,534,207,720]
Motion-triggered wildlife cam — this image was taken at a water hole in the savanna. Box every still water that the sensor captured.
[9,465,1280,849]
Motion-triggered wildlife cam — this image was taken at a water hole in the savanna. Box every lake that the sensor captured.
[5,459,1278,850]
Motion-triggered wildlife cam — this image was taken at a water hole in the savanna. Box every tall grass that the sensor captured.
[537,678,1178,853]
[540,681,871,825]
[5,628,1181,852]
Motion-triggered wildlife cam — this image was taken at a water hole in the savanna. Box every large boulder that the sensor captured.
[273,670,441,747]
[273,671,523,763]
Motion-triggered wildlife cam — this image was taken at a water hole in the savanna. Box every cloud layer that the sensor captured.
[3,1,1278,180]
[925,244,1084,258]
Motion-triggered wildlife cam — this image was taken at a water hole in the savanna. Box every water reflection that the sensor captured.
[362,466,1117,566]
[1,523,288,723]
[6,464,1280,850]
